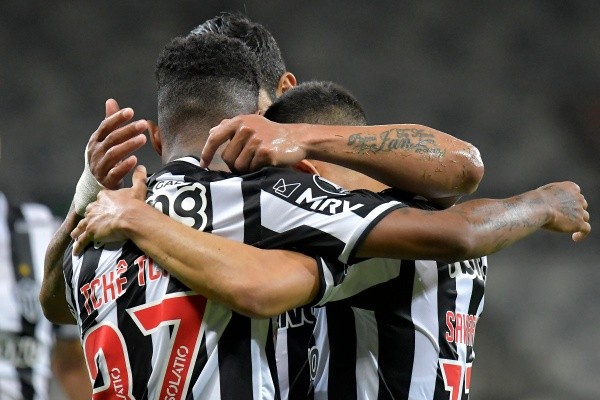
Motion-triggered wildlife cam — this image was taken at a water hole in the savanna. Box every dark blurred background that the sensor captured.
[1,1,598,399]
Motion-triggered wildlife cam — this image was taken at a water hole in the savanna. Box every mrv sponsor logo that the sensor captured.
[273,177,364,215]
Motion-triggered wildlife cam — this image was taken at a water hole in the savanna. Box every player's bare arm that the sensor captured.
[71,166,321,319]
[358,181,590,261]
[200,114,483,206]
[72,169,589,318]
[39,204,81,324]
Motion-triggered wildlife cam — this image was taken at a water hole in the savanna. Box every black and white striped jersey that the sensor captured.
[0,192,59,400]
[63,157,405,400]
[276,196,487,400]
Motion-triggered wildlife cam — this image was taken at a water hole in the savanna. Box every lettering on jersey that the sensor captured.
[153,179,185,190]
[81,256,170,315]
[110,367,128,399]
[307,346,319,381]
[148,182,208,231]
[80,260,129,315]
[448,259,487,282]
[165,346,189,400]
[445,311,478,347]
[0,332,41,368]
[277,306,316,329]
[134,255,168,287]
[273,179,301,198]
[295,188,364,214]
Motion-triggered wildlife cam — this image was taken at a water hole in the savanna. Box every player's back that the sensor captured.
[277,194,488,400]
[65,156,405,400]
[64,163,276,399]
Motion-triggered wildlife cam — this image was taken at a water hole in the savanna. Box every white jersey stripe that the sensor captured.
[353,308,378,400]
[211,177,245,241]
[260,192,400,264]
[275,327,290,400]
[312,308,329,400]
[409,260,440,399]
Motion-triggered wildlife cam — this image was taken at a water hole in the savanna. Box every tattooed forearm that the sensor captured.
[347,128,446,157]
[455,195,545,234]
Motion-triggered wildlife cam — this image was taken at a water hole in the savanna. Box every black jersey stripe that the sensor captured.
[76,246,102,334]
[376,260,416,400]
[189,331,209,398]
[241,177,262,245]
[218,312,253,399]
[116,241,153,400]
[63,242,78,325]
[283,305,315,400]
[435,261,459,399]
[326,304,357,400]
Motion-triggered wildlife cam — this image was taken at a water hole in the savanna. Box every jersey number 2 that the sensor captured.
[83,293,207,400]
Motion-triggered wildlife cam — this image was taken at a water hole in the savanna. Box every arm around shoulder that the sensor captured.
[357,182,589,262]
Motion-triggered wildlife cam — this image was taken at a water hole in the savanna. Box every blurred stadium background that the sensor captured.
[1,1,598,399]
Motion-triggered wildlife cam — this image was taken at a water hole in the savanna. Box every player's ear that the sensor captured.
[147,120,162,156]
[277,72,297,96]
[293,159,319,175]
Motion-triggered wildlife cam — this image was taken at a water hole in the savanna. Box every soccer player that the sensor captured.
[188,12,297,112]
[41,12,486,325]
[67,33,588,400]
[0,136,90,399]
[261,81,485,399]
[60,32,413,400]
[193,80,590,399]
[39,13,296,326]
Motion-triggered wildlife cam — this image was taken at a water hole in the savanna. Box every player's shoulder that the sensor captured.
[378,188,439,210]
[149,156,236,187]
[258,167,367,199]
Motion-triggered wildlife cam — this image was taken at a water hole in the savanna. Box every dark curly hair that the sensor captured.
[155,33,259,144]
[189,12,286,101]
[264,81,367,126]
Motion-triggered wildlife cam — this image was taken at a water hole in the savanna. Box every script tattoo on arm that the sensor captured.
[347,128,446,157]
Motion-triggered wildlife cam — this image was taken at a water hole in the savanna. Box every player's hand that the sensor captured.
[538,181,591,241]
[200,114,307,173]
[86,99,148,189]
[71,165,148,255]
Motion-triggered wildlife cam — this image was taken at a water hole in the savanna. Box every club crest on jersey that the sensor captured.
[312,175,349,195]
[273,179,301,198]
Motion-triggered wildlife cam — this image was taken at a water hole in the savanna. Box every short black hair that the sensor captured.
[190,12,286,101]
[155,33,259,145]
[264,81,367,126]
